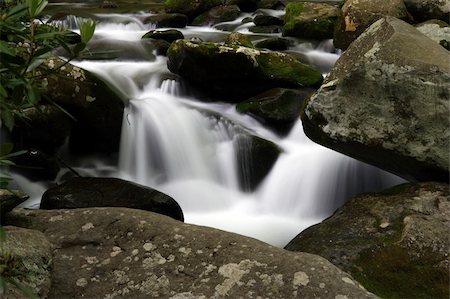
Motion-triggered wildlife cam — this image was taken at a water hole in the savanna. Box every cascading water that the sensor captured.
[15,11,405,247]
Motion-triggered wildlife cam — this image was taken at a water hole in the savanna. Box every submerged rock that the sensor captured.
[167,39,323,101]
[5,207,377,298]
[40,177,184,222]
[285,182,450,299]
[143,13,188,28]
[192,5,241,26]
[283,2,339,40]
[333,0,411,50]
[237,88,315,135]
[302,17,450,182]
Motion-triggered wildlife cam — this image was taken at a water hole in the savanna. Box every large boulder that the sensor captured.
[192,5,241,26]
[5,207,377,298]
[415,19,450,46]
[302,17,450,182]
[167,40,323,101]
[40,177,184,222]
[285,182,450,299]
[333,0,411,50]
[164,0,223,20]
[403,0,450,22]
[1,226,52,298]
[237,88,315,135]
[283,2,339,40]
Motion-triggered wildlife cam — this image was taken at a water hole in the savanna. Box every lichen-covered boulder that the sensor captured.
[143,13,188,28]
[285,182,450,299]
[0,190,27,224]
[224,32,254,48]
[237,88,315,135]
[164,0,223,20]
[403,0,450,22]
[302,17,450,182]
[5,207,377,299]
[192,5,241,26]
[333,0,411,50]
[415,19,450,46]
[1,226,52,298]
[40,177,184,222]
[167,39,323,101]
[142,29,184,43]
[282,2,339,40]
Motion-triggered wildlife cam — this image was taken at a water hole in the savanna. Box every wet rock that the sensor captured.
[143,13,188,28]
[302,17,450,182]
[237,88,315,135]
[254,37,291,50]
[0,190,28,224]
[6,207,377,299]
[11,149,60,181]
[40,177,184,222]
[142,29,184,43]
[333,0,411,50]
[192,5,241,26]
[167,40,322,101]
[403,0,450,22]
[1,226,52,298]
[226,0,260,12]
[285,182,450,299]
[283,2,339,40]
[248,24,282,33]
[258,0,284,10]
[224,32,254,48]
[164,0,223,21]
[415,19,450,47]
[253,14,284,26]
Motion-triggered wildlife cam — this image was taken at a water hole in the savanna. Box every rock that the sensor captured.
[285,182,450,299]
[40,177,184,222]
[237,88,315,135]
[11,149,60,181]
[143,13,188,28]
[142,29,184,43]
[226,0,260,12]
[42,57,125,154]
[167,40,322,100]
[403,0,450,22]
[415,19,450,47]
[192,5,241,26]
[99,1,118,8]
[333,0,411,50]
[224,32,254,48]
[150,39,172,56]
[283,2,339,40]
[1,226,52,298]
[248,24,282,33]
[253,14,284,26]
[441,39,450,49]
[302,17,450,182]
[0,190,28,224]
[254,37,291,50]
[235,134,281,190]
[258,0,284,10]
[164,0,223,20]
[5,207,377,299]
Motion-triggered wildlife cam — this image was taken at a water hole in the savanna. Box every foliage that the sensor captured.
[0,143,26,188]
[0,0,96,131]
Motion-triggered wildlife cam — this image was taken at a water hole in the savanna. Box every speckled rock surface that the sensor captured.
[285,182,450,299]
[2,226,52,298]
[415,19,450,45]
[403,0,450,22]
[333,0,411,50]
[302,17,450,182]
[5,207,377,299]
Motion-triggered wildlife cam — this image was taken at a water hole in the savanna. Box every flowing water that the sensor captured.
[14,11,404,247]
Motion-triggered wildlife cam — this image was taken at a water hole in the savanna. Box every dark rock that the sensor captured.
[214,23,240,31]
[235,134,281,190]
[40,177,184,222]
[143,13,188,28]
[403,0,450,22]
[285,182,450,299]
[11,149,60,181]
[5,207,377,298]
[248,24,282,33]
[253,14,284,26]
[167,40,323,101]
[224,32,254,48]
[333,0,411,50]
[152,39,172,55]
[254,37,291,50]
[1,226,52,298]
[258,0,284,10]
[302,17,450,182]
[0,190,28,224]
[283,2,339,40]
[99,1,118,8]
[192,5,241,26]
[237,88,315,135]
[164,0,223,21]
[142,29,184,43]
[226,0,260,12]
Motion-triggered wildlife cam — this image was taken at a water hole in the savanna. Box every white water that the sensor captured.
[16,12,405,247]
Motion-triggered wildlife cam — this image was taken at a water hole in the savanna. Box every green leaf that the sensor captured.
[0,144,13,157]
[0,85,7,98]
[26,84,41,105]
[1,150,27,160]
[79,19,96,44]
[27,0,48,18]
[1,110,15,131]
[72,42,86,55]
[0,160,16,166]
[0,41,16,56]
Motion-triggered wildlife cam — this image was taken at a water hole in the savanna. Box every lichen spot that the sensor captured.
[293,271,309,288]
[319,282,325,288]
[143,243,156,251]
[341,277,355,285]
[76,278,88,287]
[82,222,94,231]
[49,215,64,222]
[110,246,122,257]
[335,295,349,299]
[236,46,260,67]
[86,96,96,102]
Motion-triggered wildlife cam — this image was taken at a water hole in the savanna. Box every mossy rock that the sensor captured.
[224,32,254,48]
[142,29,184,43]
[164,0,223,20]
[192,5,241,26]
[283,2,339,40]
[285,182,450,299]
[167,40,323,101]
[143,13,188,28]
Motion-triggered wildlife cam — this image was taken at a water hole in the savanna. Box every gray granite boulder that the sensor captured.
[5,207,377,298]
[302,17,450,182]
